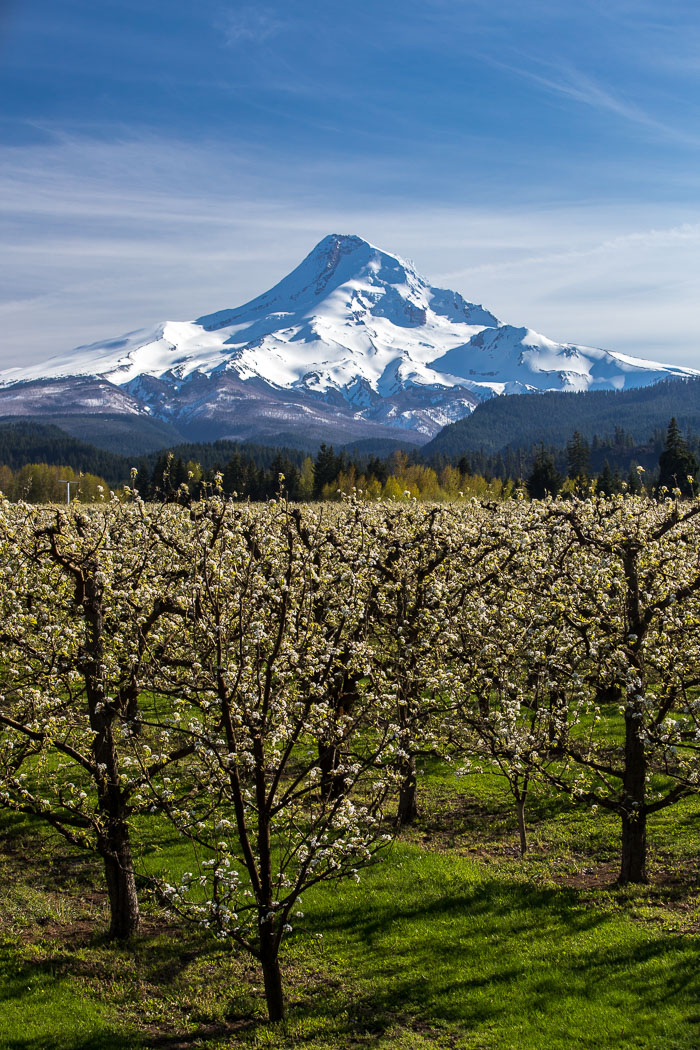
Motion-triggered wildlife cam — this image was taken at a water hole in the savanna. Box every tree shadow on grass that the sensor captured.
[300,877,700,1045]
[0,946,137,1050]
[3,873,699,1050]
[0,932,247,1050]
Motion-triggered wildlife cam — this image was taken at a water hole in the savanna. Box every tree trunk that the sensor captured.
[618,809,648,884]
[124,683,141,735]
[259,932,285,1022]
[317,679,357,801]
[515,796,528,856]
[396,753,418,826]
[618,549,648,885]
[617,707,648,884]
[548,689,566,750]
[317,740,341,801]
[253,740,284,1022]
[104,839,140,939]
[83,569,140,938]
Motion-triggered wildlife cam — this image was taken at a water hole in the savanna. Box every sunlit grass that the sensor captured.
[1,759,698,1049]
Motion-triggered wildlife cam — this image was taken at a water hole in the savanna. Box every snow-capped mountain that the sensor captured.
[1,234,697,446]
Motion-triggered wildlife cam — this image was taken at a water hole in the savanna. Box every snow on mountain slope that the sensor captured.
[0,234,697,443]
[431,325,697,396]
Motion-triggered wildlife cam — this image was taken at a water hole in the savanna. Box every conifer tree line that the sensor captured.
[0,418,697,504]
[0,487,699,1021]
[139,420,698,502]
[526,419,698,500]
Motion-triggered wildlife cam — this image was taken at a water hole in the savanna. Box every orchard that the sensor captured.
[0,488,698,1045]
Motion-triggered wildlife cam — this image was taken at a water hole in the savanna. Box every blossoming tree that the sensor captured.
[147,496,403,1021]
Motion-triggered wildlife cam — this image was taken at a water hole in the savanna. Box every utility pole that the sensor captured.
[58,479,72,505]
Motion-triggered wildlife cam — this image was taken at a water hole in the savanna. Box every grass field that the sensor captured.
[1,761,698,1050]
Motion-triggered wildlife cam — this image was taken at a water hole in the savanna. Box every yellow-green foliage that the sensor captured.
[321,460,510,501]
[0,462,112,503]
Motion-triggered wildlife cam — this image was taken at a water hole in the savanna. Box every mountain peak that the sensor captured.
[195,232,416,331]
[0,234,697,448]
[306,233,389,281]
[313,233,372,254]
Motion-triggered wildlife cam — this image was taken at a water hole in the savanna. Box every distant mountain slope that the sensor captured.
[424,378,700,458]
[0,234,696,447]
[0,421,134,484]
[0,422,313,488]
[0,413,187,458]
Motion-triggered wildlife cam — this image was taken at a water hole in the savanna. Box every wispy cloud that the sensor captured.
[431,214,700,359]
[2,133,700,371]
[437,222,700,281]
[220,6,285,46]
[486,56,700,147]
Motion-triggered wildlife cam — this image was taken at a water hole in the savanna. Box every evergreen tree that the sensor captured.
[223,453,245,497]
[526,447,563,499]
[566,431,590,488]
[313,444,338,497]
[249,463,268,501]
[596,459,616,497]
[172,457,188,491]
[283,461,300,499]
[151,453,174,498]
[366,455,389,485]
[657,418,699,497]
[628,465,644,495]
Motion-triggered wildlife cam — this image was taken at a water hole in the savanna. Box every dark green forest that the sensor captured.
[2,376,700,500]
[424,377,700,458]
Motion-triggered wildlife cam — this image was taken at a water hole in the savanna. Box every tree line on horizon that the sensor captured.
[130,418,700,503]
[0,418,697,504]
[527,418,699,500]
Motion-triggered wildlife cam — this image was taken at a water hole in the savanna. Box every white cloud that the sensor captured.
[483,56,700,148]
[429,216,700,362]
[220,6,285,45]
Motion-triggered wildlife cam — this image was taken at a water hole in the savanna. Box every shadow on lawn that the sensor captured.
[302,877,700,1040]
[2,877,699,1049]
[417,785,595,847]
[0,934,242,1050]
[0,950,131,1048]
[0,1039,134,1050]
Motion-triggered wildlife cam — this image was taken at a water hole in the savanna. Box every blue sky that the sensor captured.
[1,0,700,367]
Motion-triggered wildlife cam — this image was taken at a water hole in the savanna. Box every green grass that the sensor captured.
[296,846,700,1049]
[0,944,135,1050]
[0,763,699,1050]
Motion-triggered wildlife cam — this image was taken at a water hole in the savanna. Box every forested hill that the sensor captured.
[0,421,133,485]
[424,378,700,457]
[0,422,311,490]
[0,414,186,458]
